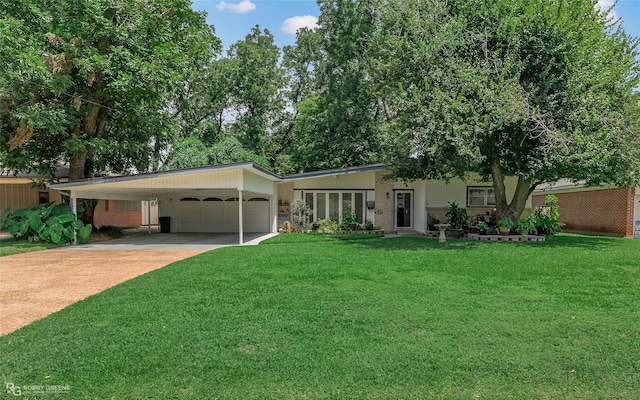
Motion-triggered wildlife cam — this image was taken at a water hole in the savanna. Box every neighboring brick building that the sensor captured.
[533,181,640,238]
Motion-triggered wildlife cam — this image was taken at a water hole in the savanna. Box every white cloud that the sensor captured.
[596,0,619,20]
[281,15,319,35]
[216,0,256,14]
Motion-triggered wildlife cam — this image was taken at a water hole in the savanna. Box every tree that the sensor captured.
[282,0,390,172]
[0,0,220,223]
[374,0,640,220]
[225,26,286,155]
[162,135,269,170]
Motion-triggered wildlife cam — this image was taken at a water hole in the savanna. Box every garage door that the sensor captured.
[178,196,269,233]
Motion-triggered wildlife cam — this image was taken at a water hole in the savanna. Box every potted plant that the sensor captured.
[444,201,468,238]
[427,214,439,231]
[497,218,514,236]
[516,216,536,235]
[363,219,374,230]
[476,221,489,235]
[340,207,358,231]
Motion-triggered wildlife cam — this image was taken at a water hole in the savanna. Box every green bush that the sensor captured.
[444,201,468,229]
[314,218,340,232]
[0,202,92,244]
[291,200,311,232]
[533,195,564,235]
[339,207,358,230]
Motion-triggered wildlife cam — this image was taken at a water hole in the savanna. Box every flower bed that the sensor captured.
[467,233,545,242]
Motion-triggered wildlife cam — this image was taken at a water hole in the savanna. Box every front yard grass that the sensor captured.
[1,234,639,398]
[0,237,57,256]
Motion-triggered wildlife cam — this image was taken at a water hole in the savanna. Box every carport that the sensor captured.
[49,162,281,244]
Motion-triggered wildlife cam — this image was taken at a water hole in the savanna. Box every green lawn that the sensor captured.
[1,234,639,399]
[0,237,57,256]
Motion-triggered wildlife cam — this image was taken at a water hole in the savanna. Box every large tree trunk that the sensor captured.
[66,99,102,227]
[490,158,534,221]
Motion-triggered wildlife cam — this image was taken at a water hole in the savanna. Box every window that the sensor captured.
[467,187,496,207]
[301,191,366,222]
[38,191,49,205]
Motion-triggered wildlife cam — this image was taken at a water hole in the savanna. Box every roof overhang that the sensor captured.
[282,164,387,181]
[49,162,281,201]
[533,179,620,195]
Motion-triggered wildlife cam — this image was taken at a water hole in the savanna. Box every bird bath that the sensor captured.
[434,224,450,243]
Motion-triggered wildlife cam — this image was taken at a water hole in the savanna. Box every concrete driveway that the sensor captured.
[62,231,277,251]
[0,232,276,336]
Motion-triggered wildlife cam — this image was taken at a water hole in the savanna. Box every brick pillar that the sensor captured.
[277,182,294,230]
[625,188,634,237]
[374,172,395,232]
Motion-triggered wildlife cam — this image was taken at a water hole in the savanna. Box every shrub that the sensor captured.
[339,207,358,230]
[0,202,92,244]
[445,201,468,229]
[533,195,564,235]
[315,218,340,232]
[290,200,311,232]
[515,216,537,234]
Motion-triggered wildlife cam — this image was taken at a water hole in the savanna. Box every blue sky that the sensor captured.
[192,0,640,51]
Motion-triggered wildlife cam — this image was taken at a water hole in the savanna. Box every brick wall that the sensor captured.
[277,182,294,230]
[533,188,634,237]
[93,211,141,228]
[374,172,394,232]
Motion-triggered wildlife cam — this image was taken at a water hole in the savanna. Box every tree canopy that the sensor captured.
[372,0,640,219]
[279,0,391,172]
[0,0,220,181]
[3,0,639,224]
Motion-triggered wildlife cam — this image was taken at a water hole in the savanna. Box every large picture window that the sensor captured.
[467,187,496,207]
[303,191,366,223]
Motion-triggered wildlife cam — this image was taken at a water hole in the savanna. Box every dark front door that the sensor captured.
[395,191,412,228]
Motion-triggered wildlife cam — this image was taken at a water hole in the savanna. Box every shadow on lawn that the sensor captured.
[343,234,623,252]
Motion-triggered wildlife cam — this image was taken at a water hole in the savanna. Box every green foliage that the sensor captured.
[374,0,640,220]
[209,136,269,167]
[444,201,468,229]
[290,199,311,232]
[532,194,564,235]
[1,202,91,244]
[161,136,270,170]
[339,207,358,230]
[0,0,220,181]
[226,26,286,154]
[516,216,537,234]
[497,218,515,229]
[476,221,489,230]
[313,218,340,232]
[162,137,211,170]
[281,1,390,172]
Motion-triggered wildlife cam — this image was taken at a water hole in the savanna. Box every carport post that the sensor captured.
[147,200,151,234]
[238,190,244,245]
[70,193,77,245]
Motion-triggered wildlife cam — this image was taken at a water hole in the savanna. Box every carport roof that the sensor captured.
[48,162,389,200]
[48,161,280,201]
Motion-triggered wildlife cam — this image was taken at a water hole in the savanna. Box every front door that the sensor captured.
[395,191,412,228]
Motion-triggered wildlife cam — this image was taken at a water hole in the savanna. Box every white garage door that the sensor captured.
[178,196,269,233]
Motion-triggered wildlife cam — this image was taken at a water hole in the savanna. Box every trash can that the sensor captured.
[159,216,171,233]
